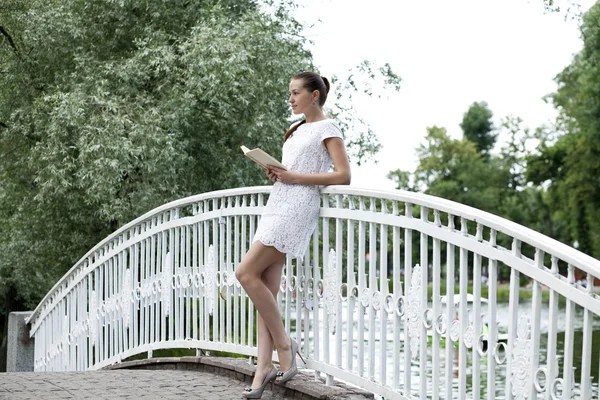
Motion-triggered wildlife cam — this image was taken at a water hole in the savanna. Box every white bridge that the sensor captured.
[26,186,600,399]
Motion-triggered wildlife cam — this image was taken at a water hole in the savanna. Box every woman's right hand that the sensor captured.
[264,167,278,183]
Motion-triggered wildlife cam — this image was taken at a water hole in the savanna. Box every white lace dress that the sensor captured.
[253,119,343,258]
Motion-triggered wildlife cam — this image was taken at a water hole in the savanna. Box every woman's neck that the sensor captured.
[304,109,326,123]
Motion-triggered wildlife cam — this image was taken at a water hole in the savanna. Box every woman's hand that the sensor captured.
[264,167,278,183]
[266,165,298,184]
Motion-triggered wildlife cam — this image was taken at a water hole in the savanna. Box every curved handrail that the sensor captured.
[28,185,600,328]
[27,186,271,326]
[322,186,600,276]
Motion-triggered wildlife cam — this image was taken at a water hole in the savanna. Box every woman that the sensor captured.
[235,72,351,399]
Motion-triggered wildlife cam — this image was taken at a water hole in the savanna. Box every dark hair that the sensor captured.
[284,72,330,141]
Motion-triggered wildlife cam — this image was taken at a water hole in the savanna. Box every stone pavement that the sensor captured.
[0,357,375,400]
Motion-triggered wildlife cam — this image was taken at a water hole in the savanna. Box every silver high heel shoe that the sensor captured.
[242,366,277,399]
[275,337,305,384]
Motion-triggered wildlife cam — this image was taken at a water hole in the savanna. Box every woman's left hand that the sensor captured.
[267,165,298,184]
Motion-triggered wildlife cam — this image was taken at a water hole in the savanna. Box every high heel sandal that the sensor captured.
[242,366,277,399]
[275,337,306,385]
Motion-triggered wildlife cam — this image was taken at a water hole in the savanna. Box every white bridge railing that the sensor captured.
[27,186,600,399]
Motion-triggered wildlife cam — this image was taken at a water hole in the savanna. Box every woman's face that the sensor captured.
[288,79,316,115]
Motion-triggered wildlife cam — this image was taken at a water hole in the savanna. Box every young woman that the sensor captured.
[235,72,351,399]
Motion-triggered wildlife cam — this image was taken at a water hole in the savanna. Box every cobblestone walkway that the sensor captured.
[0,369,292,400]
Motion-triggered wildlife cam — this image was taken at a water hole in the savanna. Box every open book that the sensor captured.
[240,145,287,170]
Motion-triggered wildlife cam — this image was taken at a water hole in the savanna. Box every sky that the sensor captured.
[293,0,596,190]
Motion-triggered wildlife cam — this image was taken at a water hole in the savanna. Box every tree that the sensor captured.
[526,2,600,257]
[460,101,497,159]
[0,0,401,348]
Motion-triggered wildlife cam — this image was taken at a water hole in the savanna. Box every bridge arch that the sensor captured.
[27,186,600,399]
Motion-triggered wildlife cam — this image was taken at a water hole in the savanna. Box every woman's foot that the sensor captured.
[275,338,304,384]
[242,365,277,399]
[276,340,292,372]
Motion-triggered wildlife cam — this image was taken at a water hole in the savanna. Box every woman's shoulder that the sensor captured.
[309,119,340,130]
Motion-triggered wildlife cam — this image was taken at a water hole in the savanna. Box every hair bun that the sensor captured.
[322,77,330,94]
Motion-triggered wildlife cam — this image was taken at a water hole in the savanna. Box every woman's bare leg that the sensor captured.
[236,242,293,374]
[249,261,283,388]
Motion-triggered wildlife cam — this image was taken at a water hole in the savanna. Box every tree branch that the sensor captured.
[0,25,18,54]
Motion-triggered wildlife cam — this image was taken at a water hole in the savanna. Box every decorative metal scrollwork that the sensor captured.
[463,326,475,349]
[511,315,532,399]
[449,320,460,342]
[161,251,173,316]
[122,269,132,328]
[534,367,548,393]
[396,296,405,316]
[324,249,337,334]
[435,314,447,335]
[406,264,422,360]
[203,245,216,315]
[88,290,98,344]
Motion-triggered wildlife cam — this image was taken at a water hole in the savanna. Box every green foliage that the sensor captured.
[0,0,308,309]
[0,0,401,319]
[460,101,497,158]
[526,2,600,257]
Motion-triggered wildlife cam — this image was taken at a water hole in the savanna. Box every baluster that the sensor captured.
[109,257,114,361]
[233,196,240,345]
[368,197,377,382]
[158,217,165,344]
[529,249,543,400]
[168,210,176,342]
[392,200,401,390]
[160,218,167,343]
[171,221,178,342]
[336,194,343,369]
[403,202,413,395]
[185,223,191,340]
[472,223,483,398]
[346,196,356,372]
[175,214,182,341]
[239,197,247,346]
[131,235,139,355]
[219,199,225,344]
[458,218,468,399]
[505,238,522,400]
[115,254,120,359]
[247,195,256,348]
[563,264,576,398]
[431,209,441,400]
[211,199,219,343]
[445,215,456,400]
[323,193,332,383]
[358,196,366,378]
[487,229,498,400]
[419,207,429,397]
[312,219,322,374]
[193,210,199,341]
[379,199,388,385]
[284,256,292,336]
[226,201,232,344]
[295,255,303,356]
[69,290,75,370]
[302,247,311,362]
[102,260,108,363]
[581,271,594,397]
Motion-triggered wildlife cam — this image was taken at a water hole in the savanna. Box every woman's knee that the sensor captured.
[235,264,250,286]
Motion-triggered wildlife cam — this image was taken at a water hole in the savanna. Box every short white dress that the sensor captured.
[253,119,343,258]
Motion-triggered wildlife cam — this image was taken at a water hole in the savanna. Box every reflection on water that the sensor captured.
[291,299,600,399]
